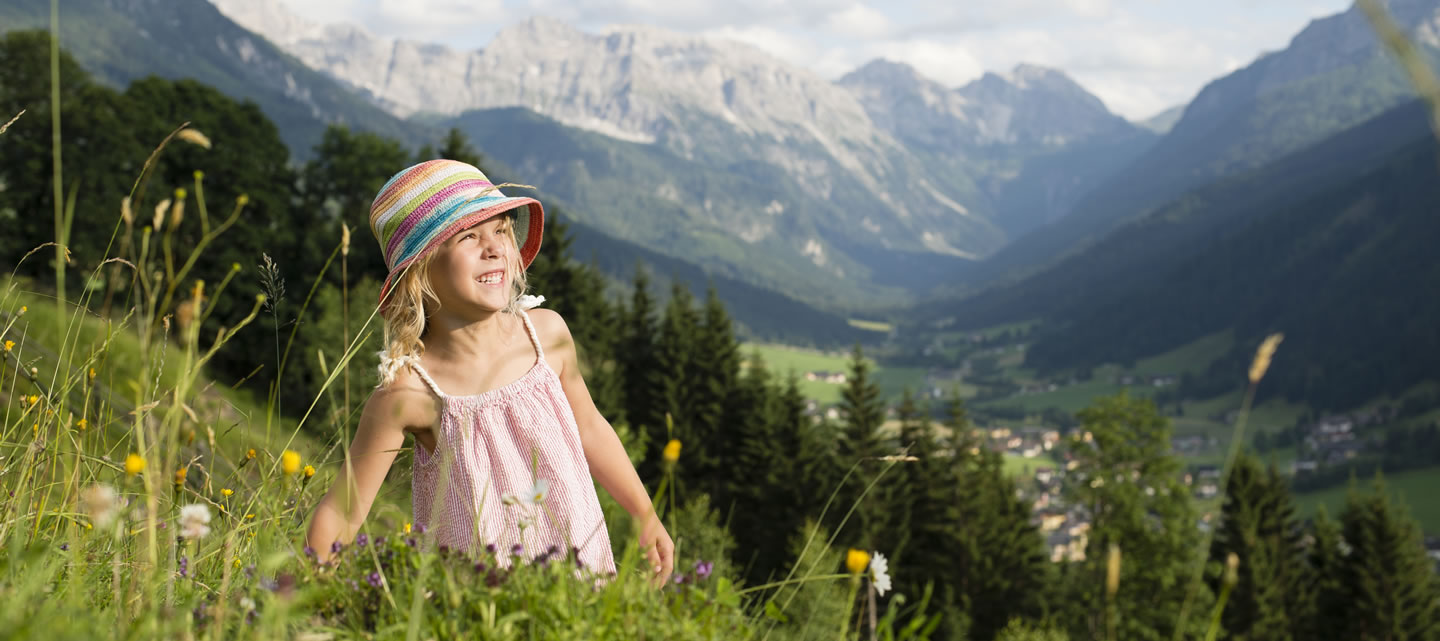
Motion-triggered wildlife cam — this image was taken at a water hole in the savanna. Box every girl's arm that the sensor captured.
[537,308,675,586]
[306,382,428,562]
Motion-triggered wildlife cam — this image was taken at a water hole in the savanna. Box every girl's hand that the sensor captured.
[639,515,674,587]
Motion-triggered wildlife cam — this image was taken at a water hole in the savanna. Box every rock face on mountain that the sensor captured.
[207,0,1149,304]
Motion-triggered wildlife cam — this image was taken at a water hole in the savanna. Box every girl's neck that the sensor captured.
[422,308,522,364]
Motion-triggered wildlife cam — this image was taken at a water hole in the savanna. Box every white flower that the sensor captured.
[80,484,121,529]
[870,551,891,596]
[517,294,546,309]
[502,478,550,506]
[178,504,212,539]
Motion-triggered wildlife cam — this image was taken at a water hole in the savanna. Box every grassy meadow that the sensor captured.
[0,121,933,639]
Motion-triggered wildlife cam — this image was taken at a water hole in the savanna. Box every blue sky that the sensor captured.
[269,0,1353,120]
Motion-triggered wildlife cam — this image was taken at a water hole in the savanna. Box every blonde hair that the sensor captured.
[375,212,532,387]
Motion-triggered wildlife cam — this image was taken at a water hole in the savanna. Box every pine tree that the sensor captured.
[940,388,1051,641]
[689,284,741,501]
[620,263,663,483]
[1303,505,1347,641]
[523,209,623,422]
[653,281,700,486]
[835,342,887,547]
[1207,451,1310,641]
[1061,392,1208,641]
[781,372,839,517]
[1329,475,1439,641]
[725,350,787,583]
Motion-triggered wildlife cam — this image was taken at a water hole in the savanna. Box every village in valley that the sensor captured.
[752,328,1440,572]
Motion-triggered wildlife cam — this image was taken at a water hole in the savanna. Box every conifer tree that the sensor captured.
[523,210,622,421]
[653,281,700,485]
[725,350,788,582]
[620,263,663,481]
[939,387,1051,641]
[836,342,887,546]
[1303,505,1347,641]
[1329,475,1439,641]
[690,284,741,500]
[1207,451,1310,641]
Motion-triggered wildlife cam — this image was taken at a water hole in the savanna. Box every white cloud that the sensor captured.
[263,0,1357,119]
[820,3,894,40]
[373,0,508,37]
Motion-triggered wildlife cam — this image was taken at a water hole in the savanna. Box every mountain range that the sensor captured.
[204,0,1154,310]
[5,0,1440,414]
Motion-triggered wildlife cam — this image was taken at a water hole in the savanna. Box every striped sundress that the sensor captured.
[408,307,616,575]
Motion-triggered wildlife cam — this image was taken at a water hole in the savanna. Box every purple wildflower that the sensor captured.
[374,536,386,547]
[485,542,497,555]
[511,543,523,558]
[330,541,343,555]
[474,562,488,574]
[303,545,316,559]
[356,533,369,548]
[59,543,69,552]
[694,560,714,581]
[366,571,383,588]
[405,537,417,548]
[178,555,189,578]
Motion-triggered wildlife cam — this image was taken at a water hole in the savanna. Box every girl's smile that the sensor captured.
[476,269,506,288]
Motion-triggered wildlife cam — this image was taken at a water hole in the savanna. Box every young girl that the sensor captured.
[305,159,674,585]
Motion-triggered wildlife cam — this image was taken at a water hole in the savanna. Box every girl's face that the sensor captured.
[424,215,517,317]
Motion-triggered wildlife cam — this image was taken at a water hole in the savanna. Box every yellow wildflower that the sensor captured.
[88,367,96,380]
[245,513,255,520]
[233,558,242,569]
[221,488,233,497]
[3,340,12,351]
[403,522,412,534]
[663,439,682,463]
[845,549,870,574]
[75,418,87,430]
[281,450,301,476]
[18,306,26,314]
[246,448,256,460]
[174,467,187,486]
[303,465,315,478]
[27,395,38,406]
[124,454,146,476]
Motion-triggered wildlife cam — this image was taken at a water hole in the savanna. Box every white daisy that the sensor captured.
[870,551,892,596]
[178,504,212,540]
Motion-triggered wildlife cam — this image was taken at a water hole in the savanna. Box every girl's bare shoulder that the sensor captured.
[524,307,573,347]
[363,366,440,432]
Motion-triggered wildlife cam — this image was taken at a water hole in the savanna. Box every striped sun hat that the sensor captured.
[369,159,544,315]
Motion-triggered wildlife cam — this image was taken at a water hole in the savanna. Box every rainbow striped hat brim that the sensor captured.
[368,159,544,315]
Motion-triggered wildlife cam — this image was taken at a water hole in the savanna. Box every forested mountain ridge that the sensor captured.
[912,97,1440,411]
[0,0,433,155]
[957,0,1440,289]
